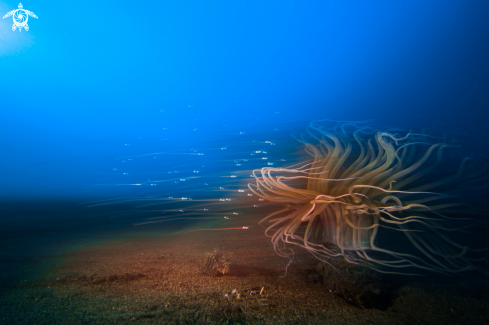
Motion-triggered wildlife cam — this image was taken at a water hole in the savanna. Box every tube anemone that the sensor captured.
[248,121,488,275]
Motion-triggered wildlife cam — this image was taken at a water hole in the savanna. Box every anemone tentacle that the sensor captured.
[249,121,489,275]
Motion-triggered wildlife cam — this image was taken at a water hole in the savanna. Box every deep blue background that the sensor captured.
[1,0,488,200]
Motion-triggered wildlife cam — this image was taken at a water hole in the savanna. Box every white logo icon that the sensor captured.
[3,3,38,32]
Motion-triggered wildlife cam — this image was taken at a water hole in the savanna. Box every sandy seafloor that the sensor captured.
[1,212,489,325]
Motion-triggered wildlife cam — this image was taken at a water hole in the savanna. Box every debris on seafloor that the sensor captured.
[202,251,231,275]
[202,250,281,277]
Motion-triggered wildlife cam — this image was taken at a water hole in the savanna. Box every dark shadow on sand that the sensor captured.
[226,263,282,277]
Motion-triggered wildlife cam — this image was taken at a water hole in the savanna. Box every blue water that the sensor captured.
[2,0,488,198]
